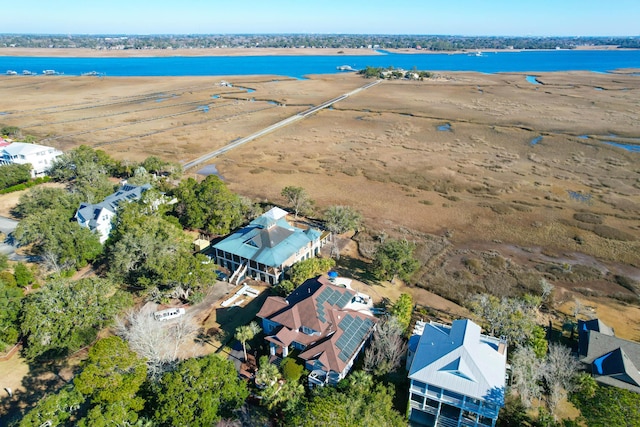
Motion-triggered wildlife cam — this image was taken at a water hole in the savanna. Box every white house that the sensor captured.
[75,183,151,243]
[0,142,62,177]
[407,319,507,427]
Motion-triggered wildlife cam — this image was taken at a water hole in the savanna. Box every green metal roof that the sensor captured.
[213,209,322,268]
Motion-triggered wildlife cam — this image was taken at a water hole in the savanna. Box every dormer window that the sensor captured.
[301,326,316,335]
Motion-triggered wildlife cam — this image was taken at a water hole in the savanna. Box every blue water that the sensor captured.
[525,75,540,85]
[604,141,640,152]
[1,50,639,78]
[530,136,543,145]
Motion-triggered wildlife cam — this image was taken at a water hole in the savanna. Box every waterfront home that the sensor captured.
[0,142,62,177]
[75,183,151,244]
[257,275,376,386]
[578,318,640,393]
[212,207,329,285]
[407,319,507,427]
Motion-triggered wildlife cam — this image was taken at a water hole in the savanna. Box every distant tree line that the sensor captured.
[2,34,639,51]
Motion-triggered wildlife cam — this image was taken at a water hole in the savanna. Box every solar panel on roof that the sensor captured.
[337,293,352,307]
[317,290,330,304]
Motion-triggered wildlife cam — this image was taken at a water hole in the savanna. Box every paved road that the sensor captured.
[183,80,381,171]
[0,216,25,261]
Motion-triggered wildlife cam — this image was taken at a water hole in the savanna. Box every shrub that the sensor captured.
[573,212,603,224]
[0,271,16,287]
[463,257,484,275]
[280,357,303,382]
[593,224,635,241]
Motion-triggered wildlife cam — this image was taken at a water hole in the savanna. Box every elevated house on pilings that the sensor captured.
[407,319,507,427]
[212,207,329,285]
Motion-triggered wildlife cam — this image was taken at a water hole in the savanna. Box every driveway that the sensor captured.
[0,216,25,261]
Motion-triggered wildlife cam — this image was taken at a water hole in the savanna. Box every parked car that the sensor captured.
[216,270,229,281]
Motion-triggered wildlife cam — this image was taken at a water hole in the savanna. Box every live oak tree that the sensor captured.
[0,163,31,190]
[74,336,147,427]
[153,354,249,426]
[48,145,116,203]
[291,380,405,427]
[571,378,640,426]
[19,384,84,427]
[105,201,217,293]
[469,294,542,348]
[20,277,131,360]
[288,257,335,285]
[13,187,102,272]
[372,238,419,282]
[0,278,23,351]
[172,175,247,235]
[11,186,82,219]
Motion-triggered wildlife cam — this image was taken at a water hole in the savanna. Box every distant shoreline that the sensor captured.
[0,47,383,58]
[1,45,638,58]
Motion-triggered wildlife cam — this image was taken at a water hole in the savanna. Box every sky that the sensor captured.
[2,0,639,37]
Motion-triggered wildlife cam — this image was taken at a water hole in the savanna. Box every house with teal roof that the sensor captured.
[212,207,328,285]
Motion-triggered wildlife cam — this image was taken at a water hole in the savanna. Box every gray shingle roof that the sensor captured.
[580,328,640,393]
[75,183,151,230]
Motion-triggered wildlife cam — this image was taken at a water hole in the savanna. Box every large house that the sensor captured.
[212,207,329,285]
[257,275,376,386]
[0,142,62,177]
[578,318,640,393]
[75,183,151,243]
[407,319,507,427]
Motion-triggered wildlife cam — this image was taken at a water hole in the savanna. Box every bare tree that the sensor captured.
[116,305,198,379]
[540,278,554,301]
[281,186,312,219]
[572,298,584,320]
[363,316,406,376]
[543,343,580,419]
[510,345,544,408]
[324,205,362,259]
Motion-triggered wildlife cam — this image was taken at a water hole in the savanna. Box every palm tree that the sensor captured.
[347,370,374,395]
[235,321,261,362]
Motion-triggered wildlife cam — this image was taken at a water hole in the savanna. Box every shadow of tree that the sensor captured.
[0,357,77,426]
[335,255,376,285]
[214,291,269,348]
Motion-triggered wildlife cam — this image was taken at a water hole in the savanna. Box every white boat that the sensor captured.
[336,65,357,71]
[5,70,17,75]
[43,69,58,75]
[81,71,100,76]
[22,70,36,75]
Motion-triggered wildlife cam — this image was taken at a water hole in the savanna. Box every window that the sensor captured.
[426,385,441,397]
[411,380,427,394]
[410,393,424,406]
[301,326,316,335]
